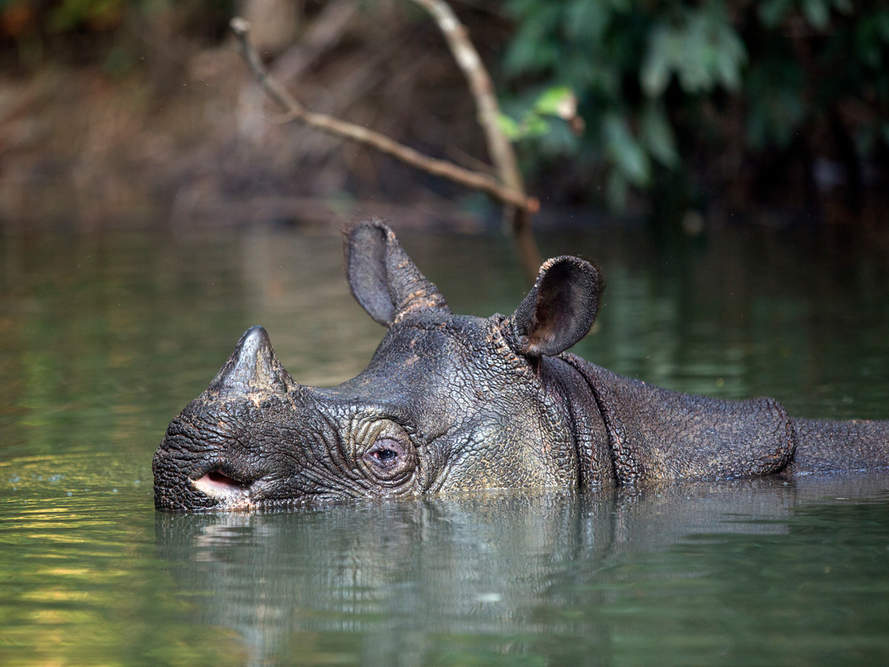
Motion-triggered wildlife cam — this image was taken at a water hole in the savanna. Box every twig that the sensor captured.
[410,0,540,272]
[410,0,522,197]
[230,17,537,213]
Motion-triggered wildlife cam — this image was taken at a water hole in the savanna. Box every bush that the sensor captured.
[502,0,889,212]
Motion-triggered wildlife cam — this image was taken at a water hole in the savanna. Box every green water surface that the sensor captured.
[2,222,888,665]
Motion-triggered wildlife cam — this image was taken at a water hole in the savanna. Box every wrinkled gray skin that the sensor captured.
[153,221,889,511]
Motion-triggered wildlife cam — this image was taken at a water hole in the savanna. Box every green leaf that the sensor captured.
[713,17,747,91]
[640,104,678,168]
[497,114,521,141]
[603,113,650,186]
[744,61,806,150]
[832,0,853,15]
[758,0,793,28]
[606,170,629,210]
[803,0,830,30]
[525,115,551,138]
[533,86,575,118]
[565,0,609,41]
[641,25,673,97]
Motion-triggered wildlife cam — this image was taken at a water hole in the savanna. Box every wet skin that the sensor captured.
[153,221,889,511]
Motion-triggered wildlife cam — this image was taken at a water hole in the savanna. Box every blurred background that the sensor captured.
[1,0,888,232]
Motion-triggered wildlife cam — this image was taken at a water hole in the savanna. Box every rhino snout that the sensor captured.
[152,404,274,511]
[154,445,275,511]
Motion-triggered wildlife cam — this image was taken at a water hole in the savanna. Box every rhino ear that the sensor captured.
[346,220,449,326]
[505,256,602,357]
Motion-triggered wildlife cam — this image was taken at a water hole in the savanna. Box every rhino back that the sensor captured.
[790,418,889,474]
[561,354,796,484]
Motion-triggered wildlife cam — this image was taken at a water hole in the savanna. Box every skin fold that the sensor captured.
[153,221,889,511]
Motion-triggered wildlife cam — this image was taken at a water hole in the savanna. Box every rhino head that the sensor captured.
[153,221,603,511]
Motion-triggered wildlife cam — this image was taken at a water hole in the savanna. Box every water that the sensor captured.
[2,222,889,664]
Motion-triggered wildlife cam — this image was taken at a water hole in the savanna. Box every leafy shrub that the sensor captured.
[502,0,889,211]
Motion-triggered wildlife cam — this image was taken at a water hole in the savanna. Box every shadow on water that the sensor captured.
[155,475,889,666]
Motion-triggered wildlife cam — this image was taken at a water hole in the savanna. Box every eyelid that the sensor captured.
[370,436,402,448]
[357,418,412,449]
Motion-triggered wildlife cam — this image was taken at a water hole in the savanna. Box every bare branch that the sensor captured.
[230,17,537,213]
[409,0,522,194]
[410,0,540,271]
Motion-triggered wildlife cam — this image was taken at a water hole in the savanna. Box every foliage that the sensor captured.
[502,0,889,210]
[497,85,577,141]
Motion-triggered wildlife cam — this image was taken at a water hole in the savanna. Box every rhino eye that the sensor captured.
[358,421,417,484]
[372,448,398,464]
[364,438,404,469]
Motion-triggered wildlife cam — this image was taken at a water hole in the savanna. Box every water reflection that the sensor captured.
[3,224,889,664]
[155,475,889,665]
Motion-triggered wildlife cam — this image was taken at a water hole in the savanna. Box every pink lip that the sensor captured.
[192,471,253,508]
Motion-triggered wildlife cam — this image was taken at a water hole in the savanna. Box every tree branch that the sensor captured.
[230,17,537,213]
[409,0,540,271]
[409,0,523,195]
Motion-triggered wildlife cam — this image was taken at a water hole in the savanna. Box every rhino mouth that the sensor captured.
[191,468,256,509]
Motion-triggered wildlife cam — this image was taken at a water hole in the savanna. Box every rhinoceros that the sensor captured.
[153,221,889,511]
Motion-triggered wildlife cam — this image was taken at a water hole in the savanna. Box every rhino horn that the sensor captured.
[208,326,293,398]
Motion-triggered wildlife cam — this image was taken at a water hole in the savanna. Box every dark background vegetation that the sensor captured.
[1,0,887,230]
